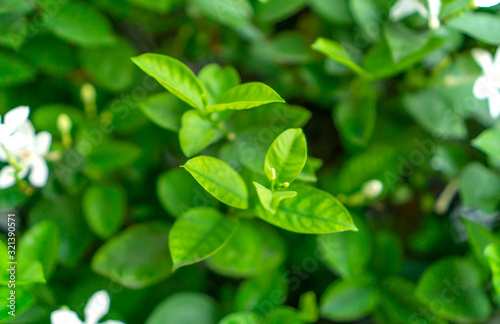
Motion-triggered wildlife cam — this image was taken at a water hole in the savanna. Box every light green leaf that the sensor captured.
[264,128,307,184]
[83,184,126,238]
[139,93,189,132]
[416,258,492,322]
[472,127,500,160]
[299,291,319,323]
[253,181,296,214]
[257,185,357,234]
[459,162,500,213]
[128,0,181,12]
[384,24,429,63]
[146,292,217,324]
[484,242,500,296]
[317,214,371,278]
[132,53,208,110]
[0,13,27,50]
[91,222,172,289]
[191,0,253,27]
[256,0,307,22]
[198,64,240,106]
[17,220,61,280]
[207,82,284,112]
[219,312,260,324]
[182,156,249,209]
[44,1,116,47]
[179,110,224,157]
[311,38,369,77]
[79,38,136,92]
[464,219,498,272]
[320,278,379,322]
[448,12,500,45]
[169,207,239,270]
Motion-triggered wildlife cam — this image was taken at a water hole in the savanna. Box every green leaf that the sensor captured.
[299,291,319,323]
[384,24,429,63]
[179,110,224,157]
[208,220,285,277]
[317,213,371,278]
[132,53,208,110]
[83,184,126,238]
[91,222,172,289]
[169,207,239,270]
[256,0,307,23]
[17,220,60,280]
[191,0,253,27]
[484,242,500,296]
[309,0,352,24]
[415,258,492,323]
[198,64,240,106]
[84,139,141,174]
[79,38,136,92]
[464,219,498,272]
[349,0,381,43]
[320,278,379,322]
[157,169,217,217]
[0,12,27,50]
[448,12,500,46]
[146,292,218,324]
[256,185,357,234]
[311,38,368,77]
[371,230,404,277]
[128,0,181,12]
[235,271,288,315]
[264,307,305,324]
[472,127,500,160]
[219,312,260,324]
[44,1,116,47]
[264,128,307,184]
[459,162,500,213]
[182,156,249,209]
[253,181,297,214]
[139,93,189,132]
[404,89,467,140]
[207,82,284,112]
[0,50,35,87]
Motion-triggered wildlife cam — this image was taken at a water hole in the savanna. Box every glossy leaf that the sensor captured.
[146,292,217,324]
[219,312,260,324]
[179,110,224,157]
[253,181,296,214]
[169,207,239,270]
[264,128,307,184]
[182,156,249,209]
[132,53,208,110]
[311,38,368,76]
[257,185,357,234]
[207,82,284,112]
[139,93,189,132]
[198,64,240,106]
[472,127,500,160]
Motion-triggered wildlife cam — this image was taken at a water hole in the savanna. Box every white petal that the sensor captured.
[473,76,496,99]
[0,166,16,189]
[3,132,27,152]
[474,0,500,7]
[487,90,500,119]
[85,290,110,324]
[471,48,494,72]
[390,0,428,21]
[28,157,48,188]
[427,0,441,29]
[51,309,83,324]
[4,106,29,134]
[16,121,36,151]
[36,131,52,155]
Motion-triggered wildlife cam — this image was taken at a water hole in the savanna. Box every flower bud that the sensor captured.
[57,114,72,134]
[361,179,383,199]
[80,83,96,105]
[282,182,289,188]
[270,167,276,181]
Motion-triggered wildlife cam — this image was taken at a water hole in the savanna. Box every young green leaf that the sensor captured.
[182,156,249,209]
[169,207,239,270]
[471,127,500,160]
[207,82,284,112]
[198,63,240,106]
[484,243,500,296]
[219,312,260,324]
[132,53,208,110]
[448,12,500,46]
[415,258,492,323]
[299,291,319,323]
[179,110,224,157]
[253,182,297,214]
[257,185,357,234]
[311,38,369,77]
[264,128,307,184]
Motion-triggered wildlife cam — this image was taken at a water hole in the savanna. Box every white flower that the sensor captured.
[471,47,500,119]
[0,121,51,189]
[51,290,124,324]
[389,0,441,29]
[474,0,500,7]
[0,106,30,159]
[362,179,384,199]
